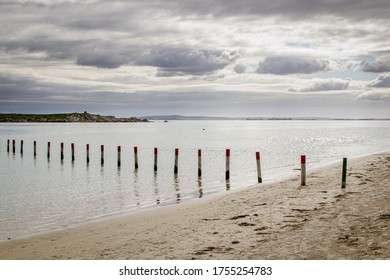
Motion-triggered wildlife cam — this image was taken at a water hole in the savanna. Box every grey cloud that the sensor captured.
[234,64,247,74]
[289,79,350,92]
[135,47,239,76]
[172,0,390,20]
[256,56,330,75]
[368,73,390,88]
[358,91,390,102]
[361,59,390,73]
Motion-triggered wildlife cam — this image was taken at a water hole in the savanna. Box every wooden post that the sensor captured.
[301,155,306,186]
[71,143,75,162]
[342,157,347,189]
[256,152,262,183]
[134,147,139,170]
[86,144,90,164]
[117,146,121,167]
[60,143,64,161]
[34,141,37,158]
[12,140,15,154]
[100,145,104,166]
[47,142,50,159]
[7,139,10,153]
[154,147,158,172]
[20,140,24,155]
[198,149,202,178]
[226,148,230,181]
[174,148,179,174]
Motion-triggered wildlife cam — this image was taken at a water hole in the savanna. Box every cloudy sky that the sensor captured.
[0,0,389,118]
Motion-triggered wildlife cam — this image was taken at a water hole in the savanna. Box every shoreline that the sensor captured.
[0,151,389,259]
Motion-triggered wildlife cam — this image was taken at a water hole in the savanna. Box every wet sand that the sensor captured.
[0,152,389,259]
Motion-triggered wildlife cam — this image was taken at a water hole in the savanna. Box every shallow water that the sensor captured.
[1,120,389,240]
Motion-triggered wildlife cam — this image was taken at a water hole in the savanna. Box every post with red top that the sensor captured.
[33,141,37,158]
[100,145,104,166]
[7,139,10,153]
[12,140,15,154]
[86,144,90,164]
[198,149,202,178]
[47,142,51,159]
[60,143,64,161]
[174,148,179,174]
[256,152,262,183]
[117,146,121,167]
[134,147,139,170]
[226,148,230,181]
[20,140,24,155]
[154,147,158,172]
[301,155,306,186]
[71,143,75,162]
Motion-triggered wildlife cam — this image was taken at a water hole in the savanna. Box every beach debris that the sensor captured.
[230,215,249,220]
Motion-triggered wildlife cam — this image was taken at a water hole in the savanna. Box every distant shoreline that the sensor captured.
[0,112,149,123]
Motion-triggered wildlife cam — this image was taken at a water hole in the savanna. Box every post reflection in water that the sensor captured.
[153,171,160,205]
[197,179,203,198]
[226,180,231,191]
[174,174,180,203]
[133,170,141,207]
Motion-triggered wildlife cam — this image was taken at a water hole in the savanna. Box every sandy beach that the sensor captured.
[0,152,389,260]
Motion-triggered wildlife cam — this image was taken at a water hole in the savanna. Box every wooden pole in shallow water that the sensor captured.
[134,147,139,170]
[33,141,37,158]
[7,139,10,153]
[47,142,50,159]
[198,149,202,178]
[12,140,15,154]
[117,146,121,167]
[174,148,179,174]
[86,144,90,164]
[20,140,24,155]
[301,155,306,186]
[225,148,230,181]
[342,157,347,189]
[154,147,158,172]
[256,151,262,183]
[60,143,64,161]
[100,145,104,166]
[71,143,75,162]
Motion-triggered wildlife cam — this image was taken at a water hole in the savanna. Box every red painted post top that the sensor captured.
[118,146,121,152]
[198,149,201,157]
[175,148,179,156]
[301,155,306,164]
[256,151,260,160]
[154,147,158,155]
[48,142,51,147]
[134,146,138,153]
[71,143,74,149]
[226,149,230,157]
[101,145,104,151]
[86,144,90,150]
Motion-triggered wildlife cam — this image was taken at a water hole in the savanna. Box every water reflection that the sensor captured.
[153,171,160,205]
[226,180,231,191]
[133,170,141,206]
[197,179,203,198]
[174,174,180,203]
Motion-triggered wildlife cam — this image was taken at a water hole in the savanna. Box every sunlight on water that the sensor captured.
[0,120,389,240]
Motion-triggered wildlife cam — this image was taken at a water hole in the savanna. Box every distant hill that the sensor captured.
[0,112,149,123]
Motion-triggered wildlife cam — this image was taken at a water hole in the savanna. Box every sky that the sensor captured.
[0,0,389,118]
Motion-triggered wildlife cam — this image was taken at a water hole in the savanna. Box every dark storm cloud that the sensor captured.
[256,56,330,75]
[135,47,239,76]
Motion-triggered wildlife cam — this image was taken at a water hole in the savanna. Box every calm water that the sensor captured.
[1,120,389,241]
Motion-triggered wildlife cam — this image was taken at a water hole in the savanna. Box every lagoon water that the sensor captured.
[1,120,390,241]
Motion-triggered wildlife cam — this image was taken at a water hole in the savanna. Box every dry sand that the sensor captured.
[0,152,389,260]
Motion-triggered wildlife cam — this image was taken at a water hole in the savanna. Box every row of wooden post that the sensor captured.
[4,139,348,188]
